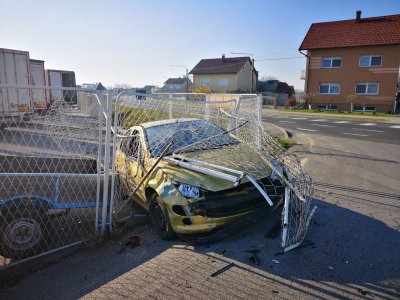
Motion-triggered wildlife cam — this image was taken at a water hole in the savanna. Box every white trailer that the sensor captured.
[0,48,32,120]
[29,59,47,114]
[46,69,77,105]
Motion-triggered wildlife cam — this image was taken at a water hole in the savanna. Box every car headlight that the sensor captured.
[271,159,282,181]
[177,184,201,199]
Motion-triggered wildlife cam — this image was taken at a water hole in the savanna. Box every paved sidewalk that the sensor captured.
[263,108,400,124]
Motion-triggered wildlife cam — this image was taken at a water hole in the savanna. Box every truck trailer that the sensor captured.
[46,69,77,105]
[29,59,48,114]
[0,48,32,121]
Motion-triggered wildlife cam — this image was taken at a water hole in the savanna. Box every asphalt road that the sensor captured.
[263,114,400,145]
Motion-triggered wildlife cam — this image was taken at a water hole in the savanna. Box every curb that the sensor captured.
[264,122,290,139]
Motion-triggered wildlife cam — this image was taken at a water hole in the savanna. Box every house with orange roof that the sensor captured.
[299,11,400,113]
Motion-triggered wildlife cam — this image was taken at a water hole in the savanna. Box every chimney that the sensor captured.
[355,10,362,23]
[222,54,225,62]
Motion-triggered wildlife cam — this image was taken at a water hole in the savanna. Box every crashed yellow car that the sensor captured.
[116,118,285,241]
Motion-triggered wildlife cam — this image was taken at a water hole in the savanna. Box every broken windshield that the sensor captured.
[145,120,239,157]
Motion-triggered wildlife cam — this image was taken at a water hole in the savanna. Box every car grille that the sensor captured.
[190,177,285,218]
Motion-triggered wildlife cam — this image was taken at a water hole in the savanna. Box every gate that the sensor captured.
[0,85,110,269]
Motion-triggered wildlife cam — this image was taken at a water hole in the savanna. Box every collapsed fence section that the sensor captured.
[111,92,315,252]
[0,85,108,269]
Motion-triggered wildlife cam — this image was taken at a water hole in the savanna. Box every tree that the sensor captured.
[346,94,357,112]
[300,92,319,109]
[260,75,278,81]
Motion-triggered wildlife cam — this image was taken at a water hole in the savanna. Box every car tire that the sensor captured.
[0,206,52,260]
[148,192,176,240]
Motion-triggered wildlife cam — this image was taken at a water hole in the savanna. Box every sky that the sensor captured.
[1,0,399,90]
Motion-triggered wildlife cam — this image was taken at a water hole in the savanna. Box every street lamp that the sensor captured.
[171,65,189,93]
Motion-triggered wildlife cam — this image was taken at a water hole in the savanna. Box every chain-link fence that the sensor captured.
[1,88,316,271]
[111,92,315,252]
[0,85,107,269]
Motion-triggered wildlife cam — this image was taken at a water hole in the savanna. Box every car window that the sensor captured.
[121,130,141,159]
[145,120,239,157]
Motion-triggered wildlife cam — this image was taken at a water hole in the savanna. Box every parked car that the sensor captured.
[116,118,285,240]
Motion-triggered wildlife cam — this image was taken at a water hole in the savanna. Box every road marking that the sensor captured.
[359,123,376,126]
[296,128,317,132]
[389,125,400,129]
[310,119,327,122]
[279,120,296,124]
[291,117,308,120]
[352,128,384,133]
[333,121,351,124]
[342,132,369,137]
[309,124,335,127]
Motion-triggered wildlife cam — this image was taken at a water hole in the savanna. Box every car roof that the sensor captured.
[139,118,203,129]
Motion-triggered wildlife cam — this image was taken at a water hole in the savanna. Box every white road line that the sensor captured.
[389,125,400,129]
[310,119,327,122]
[309,124,335,127]
[333,121,351,124]
[296,128,317,132]
[342,132,369,137]
[352,128,384,133]
[291,117,308,120]
[359,123,376,126]
[278,120,296,124]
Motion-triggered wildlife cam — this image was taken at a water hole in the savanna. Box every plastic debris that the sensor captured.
[272,259,280,264]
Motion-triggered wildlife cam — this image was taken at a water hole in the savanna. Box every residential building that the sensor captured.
[190,55,258,93]
[162,78,192,93]
[299,11,400,113]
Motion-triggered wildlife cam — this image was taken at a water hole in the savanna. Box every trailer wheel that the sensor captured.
[0,206,51,260]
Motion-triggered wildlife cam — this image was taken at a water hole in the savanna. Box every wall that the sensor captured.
[305,45,400,112]
[192,73,237,92]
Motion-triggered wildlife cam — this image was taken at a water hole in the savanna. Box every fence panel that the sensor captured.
[0,85,105,269]
[110,92,315,252]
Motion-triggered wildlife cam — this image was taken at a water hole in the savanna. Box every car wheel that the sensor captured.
[0,206,51,260]
[148,193,176,240]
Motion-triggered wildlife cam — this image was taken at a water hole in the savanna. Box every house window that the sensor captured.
[321,57,342,68]
[353,106,376,112]
[359,55,382,67]
[319,83,340,94]
[317,104,337,111]
[200,79,210,86]
[218,78,228,86]
[355,83,379,95]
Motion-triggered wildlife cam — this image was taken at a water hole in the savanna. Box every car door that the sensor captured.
[116,129,146,202]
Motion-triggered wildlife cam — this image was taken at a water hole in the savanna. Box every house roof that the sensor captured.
[189,56,254,75]
[299,13,400,50]
[165,78,187,84]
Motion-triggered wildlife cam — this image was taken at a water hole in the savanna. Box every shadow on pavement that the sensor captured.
[1,198,399,299]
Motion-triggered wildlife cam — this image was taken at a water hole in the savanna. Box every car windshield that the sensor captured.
[145,120,239,157]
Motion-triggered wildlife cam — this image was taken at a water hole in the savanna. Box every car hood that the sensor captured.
[157,144,272,192]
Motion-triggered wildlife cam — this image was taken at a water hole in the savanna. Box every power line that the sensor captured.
[255,56,305,61]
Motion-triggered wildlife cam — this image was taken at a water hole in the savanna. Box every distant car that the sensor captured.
[116,118,285,240]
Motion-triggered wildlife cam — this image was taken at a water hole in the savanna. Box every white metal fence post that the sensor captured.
[256,94,263,148]
[205,94,210,121]
[109,92,121,232]
[169,93,173,119]
[101,90,113,235]
[95,94,104,233]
